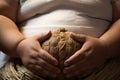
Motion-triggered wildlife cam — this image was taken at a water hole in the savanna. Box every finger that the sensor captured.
[36,31,51,43]
[65,69,90,79]
[64,59,97,78]
[25,60,59,78]
[37,57,60,74]
[38,49,58,66]
[70,32,86,43]
[64,58,86,74]
[64,48,86,66]
[64,63,90,79]
[63,64,78,74]
[64,49,95,74]
[32,65,58,78]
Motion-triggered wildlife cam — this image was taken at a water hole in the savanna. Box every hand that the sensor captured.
[16,31,60,78]
[63,32,108,79]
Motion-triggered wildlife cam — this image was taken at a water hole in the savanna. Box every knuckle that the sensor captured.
[41,61,46,66]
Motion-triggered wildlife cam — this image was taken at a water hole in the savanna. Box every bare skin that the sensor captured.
[0,0,60,78]
[63,0,120,78]
[16,32,60,78]
[0,0,120,79]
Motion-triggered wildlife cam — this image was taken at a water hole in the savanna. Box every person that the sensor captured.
[0,0,60,78]
[0,0,120,79]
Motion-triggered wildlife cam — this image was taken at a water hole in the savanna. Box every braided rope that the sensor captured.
[42,28,82,80]
[1,57,120,80]
[0,58,44,80]
[0,28,120,80]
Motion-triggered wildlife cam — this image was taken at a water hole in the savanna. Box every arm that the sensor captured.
[63,1,120,78]
[0,15,25,57]
[100,19,120,58]
[0,16,60,77]
[0,0,60,77]
[63,21,120,78]
[0,0,24,57]
[99,0,120,58]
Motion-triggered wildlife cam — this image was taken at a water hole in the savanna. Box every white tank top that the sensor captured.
[17,0,112,37]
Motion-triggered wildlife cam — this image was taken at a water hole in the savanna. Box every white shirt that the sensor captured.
[0,0,113,68]
[18,0,112,37]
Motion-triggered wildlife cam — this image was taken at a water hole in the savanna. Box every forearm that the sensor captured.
[100,19,120,58]
[0,15,25,57]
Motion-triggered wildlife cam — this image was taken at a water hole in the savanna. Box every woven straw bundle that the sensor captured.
[42,28,82,80]
[1,28,120,80]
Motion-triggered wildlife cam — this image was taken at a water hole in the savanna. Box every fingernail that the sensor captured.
[64,61,69,66]
[63,67,70,74]
[52,59,58,66]
[44,31,51,36]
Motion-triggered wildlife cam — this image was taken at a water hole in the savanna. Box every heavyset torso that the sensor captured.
[18,0,112,37]
[17,1,112,78]
[17,0,112,79]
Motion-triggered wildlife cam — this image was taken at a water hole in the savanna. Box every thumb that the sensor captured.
[36,31,51,43]
[70,32,86,43]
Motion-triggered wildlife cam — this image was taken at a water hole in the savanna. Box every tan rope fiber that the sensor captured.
[0,28,120,80]
[1,57,120,80]
[42,28,82,80]
[0,58,44,80]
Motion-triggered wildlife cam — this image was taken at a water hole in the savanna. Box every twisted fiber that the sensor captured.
[0,28,82,80]
[0,58,44,80]
[1,57,120,80]
[0,28,120,80]
[42,28,82,80]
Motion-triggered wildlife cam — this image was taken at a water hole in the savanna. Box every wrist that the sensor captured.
[99,38,119,59]
[98,38,110,59]
[14,37,26,58]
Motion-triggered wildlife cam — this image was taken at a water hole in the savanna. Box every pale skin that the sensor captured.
[63,0,120,79]
[0,0,120,79]
[0,0,60,78]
